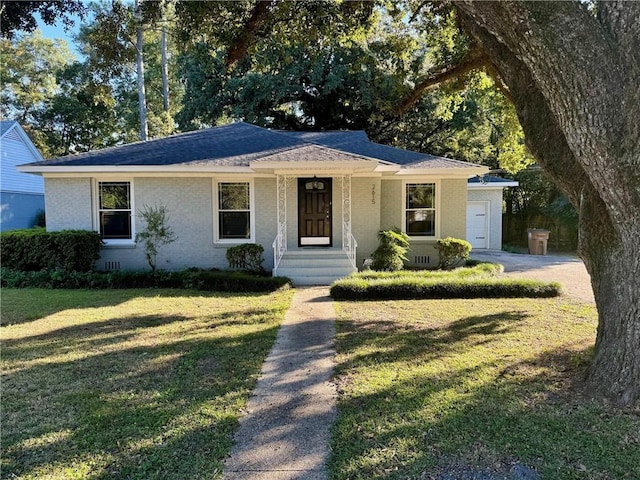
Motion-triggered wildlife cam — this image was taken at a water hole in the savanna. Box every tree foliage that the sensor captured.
[0,0,86,38]
[0,31,73,124]
[175,1,532,172]
[77,1,181,141]
[3,0,531,173]
[37,61,118,155]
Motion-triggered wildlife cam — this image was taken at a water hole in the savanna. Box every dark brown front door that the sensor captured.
[298,178,332,246]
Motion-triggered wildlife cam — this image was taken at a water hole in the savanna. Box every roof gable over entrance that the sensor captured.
[18,122,487,177]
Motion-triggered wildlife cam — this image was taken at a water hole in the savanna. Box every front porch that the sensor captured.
[271,174,359,285]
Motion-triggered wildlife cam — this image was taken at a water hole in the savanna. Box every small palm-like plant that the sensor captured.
[136,204,178,272]
[371,228,410,272]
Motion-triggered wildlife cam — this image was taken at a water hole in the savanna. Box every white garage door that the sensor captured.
[467,201,489,249]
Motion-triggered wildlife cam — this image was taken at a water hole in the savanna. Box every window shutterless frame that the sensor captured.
[93,179,135,244]
[402,181,439,238]
[213,179,255,243]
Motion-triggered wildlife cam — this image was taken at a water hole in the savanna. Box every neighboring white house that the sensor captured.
[19,122,504,284]
[1,121,45,232]
[467,175,519,250]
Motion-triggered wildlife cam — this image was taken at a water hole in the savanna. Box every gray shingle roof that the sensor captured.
[252,144,374,164]
[278,130,370,145]
[402,156,482,169]
[29,122,306,167]
[23,121,481,171]
[277,130,431,165]
[276,129,478,168]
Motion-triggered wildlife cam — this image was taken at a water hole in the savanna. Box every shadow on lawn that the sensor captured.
[339,311,530,368]
[0,288,273,327]
[2,314,281,479]
[1,313,190,359]
[331,314,640,480]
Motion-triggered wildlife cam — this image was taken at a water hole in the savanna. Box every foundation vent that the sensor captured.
[414,255,430,265]
[104,261,121,271]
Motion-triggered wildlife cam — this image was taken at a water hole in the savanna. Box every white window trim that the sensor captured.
[401,180,440,239]
[213,178,255,244]
[92,178,136,246]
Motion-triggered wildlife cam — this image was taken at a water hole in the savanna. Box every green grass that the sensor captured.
[330,298,640,479]
[1,288,294,479]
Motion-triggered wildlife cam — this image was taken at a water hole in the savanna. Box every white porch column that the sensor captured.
[341,175,357,268]
[273,174,288,273]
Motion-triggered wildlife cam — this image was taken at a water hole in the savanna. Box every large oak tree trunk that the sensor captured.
[453,1,639,405]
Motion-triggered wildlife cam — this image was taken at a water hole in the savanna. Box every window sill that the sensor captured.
[213,240,255,247]
[407,237,437,243]
[102,241,136,249]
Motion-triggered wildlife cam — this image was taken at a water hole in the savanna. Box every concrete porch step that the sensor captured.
[275,250,357,286]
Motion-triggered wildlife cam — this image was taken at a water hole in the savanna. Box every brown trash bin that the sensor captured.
[527,229,550,255]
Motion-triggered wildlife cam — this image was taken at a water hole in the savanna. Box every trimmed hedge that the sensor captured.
[1,228,103,272]
[330,276,562,300]
[0,268,292,293]
[358,262,503,280]
[226,243,266,273]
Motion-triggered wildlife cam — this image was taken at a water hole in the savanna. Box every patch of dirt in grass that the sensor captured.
[424,444,539,480]
[423,462,539,480]
[197,356,221,374]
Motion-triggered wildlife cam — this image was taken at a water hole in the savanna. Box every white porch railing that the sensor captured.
[272,221,287,275]
[342,221,358,269]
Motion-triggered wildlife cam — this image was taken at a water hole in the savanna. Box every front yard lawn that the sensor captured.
[330,298,640,479]
[1,288,293,479]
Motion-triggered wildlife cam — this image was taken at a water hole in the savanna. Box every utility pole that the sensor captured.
[135,0,148,141]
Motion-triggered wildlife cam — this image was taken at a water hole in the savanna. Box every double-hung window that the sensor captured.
[405,183,436,237]
[216,181,253,241]
[97,181,133,241]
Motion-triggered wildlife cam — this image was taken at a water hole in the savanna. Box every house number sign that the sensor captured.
[371,183,376,205]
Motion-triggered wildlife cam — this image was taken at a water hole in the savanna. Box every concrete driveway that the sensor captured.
[470,250,595,303]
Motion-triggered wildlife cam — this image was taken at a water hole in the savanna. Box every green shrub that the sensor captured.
[371,228,410,271]
[436,237,472,270]
[0,229,103,272]
[0,267,291,293]
[330,276,562,300]
[226,243,265,273]
[135,204,178,272]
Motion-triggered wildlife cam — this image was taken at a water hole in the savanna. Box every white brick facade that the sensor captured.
[44,174,476,272]
[45,177,93,231]
[377,177,468,268]
[352,177,381,267]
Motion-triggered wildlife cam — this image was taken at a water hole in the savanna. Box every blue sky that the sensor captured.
[36,14,83,58]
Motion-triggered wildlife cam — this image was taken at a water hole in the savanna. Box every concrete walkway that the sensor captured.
[223,287,337,480]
